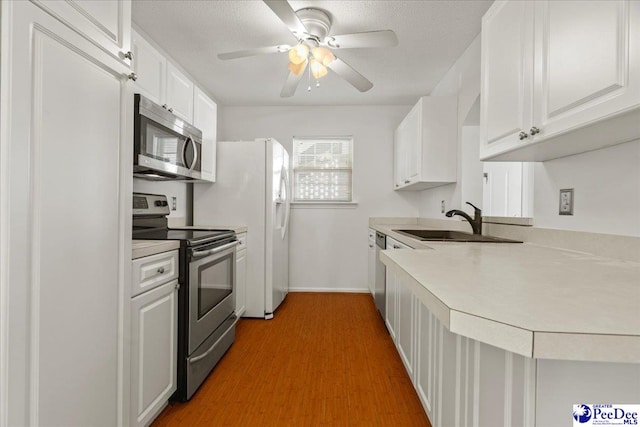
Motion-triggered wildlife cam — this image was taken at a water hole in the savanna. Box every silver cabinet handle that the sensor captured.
[404,180,410,184]
[369,244,374,248]
[518,131,529,140]
[128,73,137,81]
[393,245,401,249]
[123,51,133,60]
[157,267,165,274]
[530,126,540,135]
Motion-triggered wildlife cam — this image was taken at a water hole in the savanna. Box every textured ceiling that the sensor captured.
[132,0,493,106]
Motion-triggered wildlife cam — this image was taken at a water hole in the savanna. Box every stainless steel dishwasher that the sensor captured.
[374,231,386,318]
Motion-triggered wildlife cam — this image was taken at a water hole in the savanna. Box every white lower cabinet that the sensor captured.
[367,229,376,296]
[390,264,639,427]
[235,233,247,317]
[131,250,179,427]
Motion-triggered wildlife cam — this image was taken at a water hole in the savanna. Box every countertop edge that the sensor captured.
[380,245,640,363]
[132,240,180,260]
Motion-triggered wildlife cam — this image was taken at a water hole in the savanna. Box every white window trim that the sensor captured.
[292,135,354,203]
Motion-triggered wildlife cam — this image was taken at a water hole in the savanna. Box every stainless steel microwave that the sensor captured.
[133,94,202,180]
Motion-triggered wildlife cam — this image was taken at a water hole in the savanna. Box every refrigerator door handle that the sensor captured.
[281,165,290,240]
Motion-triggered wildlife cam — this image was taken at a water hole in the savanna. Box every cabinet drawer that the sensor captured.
[236,233,247,251]
[132,250,178,297]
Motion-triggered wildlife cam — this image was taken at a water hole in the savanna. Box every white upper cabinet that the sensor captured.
[193,86,218,182]
[166,62,194,123]
[32,0,132,65]
[131,29,166,104]
[394,96,458,190]
[480,0,640,161]
[131,29,196,123]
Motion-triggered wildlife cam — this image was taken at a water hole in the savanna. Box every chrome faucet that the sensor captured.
[445,202,482,235]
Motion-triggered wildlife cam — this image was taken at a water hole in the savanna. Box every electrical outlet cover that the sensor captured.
[559,188,574,215]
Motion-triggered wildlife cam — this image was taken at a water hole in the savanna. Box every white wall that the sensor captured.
[533,140,640,237]
[416,35,483,218]
[218,105,417,291]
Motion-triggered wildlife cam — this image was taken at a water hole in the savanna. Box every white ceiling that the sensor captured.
[132,0,493,106]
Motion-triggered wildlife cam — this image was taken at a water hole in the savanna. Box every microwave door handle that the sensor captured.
[191,241,237,259]
[189,137,198,171]
[180,135,191,169]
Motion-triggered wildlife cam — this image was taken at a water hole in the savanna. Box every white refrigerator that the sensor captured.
[194,138,291,319]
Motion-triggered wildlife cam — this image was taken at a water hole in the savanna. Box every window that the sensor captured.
[292,136,353,202]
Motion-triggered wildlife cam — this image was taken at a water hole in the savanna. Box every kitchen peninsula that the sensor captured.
[372,218,640,427]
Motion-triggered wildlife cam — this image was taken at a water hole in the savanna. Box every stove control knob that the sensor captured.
[155,200,168,207]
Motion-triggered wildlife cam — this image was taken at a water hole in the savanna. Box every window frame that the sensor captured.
[291,135,354,204]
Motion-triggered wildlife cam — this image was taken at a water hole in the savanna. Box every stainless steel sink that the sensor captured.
[393,229,522,243]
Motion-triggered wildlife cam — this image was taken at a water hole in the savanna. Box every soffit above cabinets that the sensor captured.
[131,0,493,106]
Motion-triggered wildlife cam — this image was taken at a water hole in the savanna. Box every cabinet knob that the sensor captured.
[127,73,138,81]
[168,108,174,113]
[518,131,529,140]
[122,51,133,60]
[162,104,168,109]
[175,283,180,290]
[530,126,540,136]
[157,267,165,274]
[404,180,410,184]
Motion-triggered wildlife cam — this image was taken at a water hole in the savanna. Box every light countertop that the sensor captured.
[132,240,180,260]
[374,223,640,363]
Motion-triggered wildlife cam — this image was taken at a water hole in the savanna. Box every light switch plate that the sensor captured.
[559,188,574,215]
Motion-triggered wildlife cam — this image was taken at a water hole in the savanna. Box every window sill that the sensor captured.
[290,201,359,209]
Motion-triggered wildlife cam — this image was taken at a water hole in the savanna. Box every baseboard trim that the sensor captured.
[289,287,370,294]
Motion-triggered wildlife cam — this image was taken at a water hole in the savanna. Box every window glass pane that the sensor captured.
[293,137,353,202]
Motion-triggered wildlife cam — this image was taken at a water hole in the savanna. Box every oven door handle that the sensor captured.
[189,314,239,364]
[191,240,237,259]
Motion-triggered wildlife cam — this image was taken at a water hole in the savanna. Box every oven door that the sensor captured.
[188,240,237,354]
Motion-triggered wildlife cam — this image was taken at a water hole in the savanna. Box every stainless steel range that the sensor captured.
[132,192,238,401]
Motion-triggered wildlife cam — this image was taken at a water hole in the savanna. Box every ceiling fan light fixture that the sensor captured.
[311,46,335,66]
[288,43,309,65]
[310,59,328,79]
[288,60,307,76]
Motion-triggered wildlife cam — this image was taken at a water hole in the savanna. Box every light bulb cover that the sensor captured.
[288,43,309,65]
[288,60,307,76]
[311,46,335,66]
[310,59,328,79]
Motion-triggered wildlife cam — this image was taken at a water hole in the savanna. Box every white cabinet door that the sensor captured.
[397,278,415,381]
[193,86,218,182]
[32,0,131,64]
[403,104,421,185]
[166,62,194,123]
[533,0,639,139]
[385,267,398,342]
[367,229,376,296]
[131,280,178,427]
[2,2,131,425]
[480,0,640,161]
[235,233,247,317]
[393,96,457,190]
[131,29,166,104]
[480,0,535,159]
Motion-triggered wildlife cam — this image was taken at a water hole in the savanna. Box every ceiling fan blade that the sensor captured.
[281,67,306,97]
[218,45,290,60]
[328,57,373,92]
[263,0,308,36]
[325,30,399,49]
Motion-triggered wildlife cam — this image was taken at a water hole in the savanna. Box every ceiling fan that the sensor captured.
[218,0,399,97]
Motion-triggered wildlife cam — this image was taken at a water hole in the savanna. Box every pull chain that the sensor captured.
[307,62,311,92]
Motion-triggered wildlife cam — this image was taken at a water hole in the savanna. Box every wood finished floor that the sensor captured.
[152,292,431,426]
